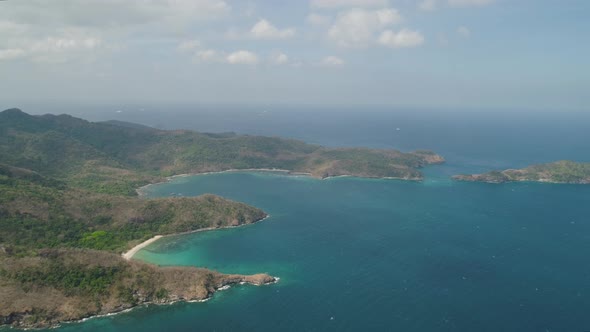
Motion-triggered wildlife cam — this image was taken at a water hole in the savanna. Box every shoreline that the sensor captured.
[136,168,312,197]
[136,168,421,197]
[62,275,280,329]
[122,235,163,260]
[121,215,270,260]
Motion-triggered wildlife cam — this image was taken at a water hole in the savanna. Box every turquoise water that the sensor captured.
[54,171,590,331]
[38,109,590,331]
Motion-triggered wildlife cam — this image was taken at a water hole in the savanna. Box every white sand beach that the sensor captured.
[122,235,163,260]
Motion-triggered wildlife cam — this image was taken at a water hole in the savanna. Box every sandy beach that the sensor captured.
[136,168,313,197]
[122,235,163,260]
[121,215,270,260]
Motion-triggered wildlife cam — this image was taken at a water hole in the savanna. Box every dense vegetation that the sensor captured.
[0,249,273,328]
[0,108,442,328]
[0,108,443,196]
[0,163,266,254]
[453,161,590,184]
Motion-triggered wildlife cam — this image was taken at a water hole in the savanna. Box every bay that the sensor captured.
[43,108,590,332]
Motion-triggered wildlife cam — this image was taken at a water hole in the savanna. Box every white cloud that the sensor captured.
[28,35,103,63]
[321,55,345,66]
[226,50,259,65]
[311,0,388,9]
[457,26,471,37]
[419,0,437,11]
[0,21,29,37]
[420,0,493,10]
[0,26,105,64]
[195,49,221,62]
[307,13,331,26]
[0,0,231,28]
[378,29,424,48]
[177,40,201,52]
[448,0,494,7]
[0,0,231,64]
[30,37,102,53]
[0,48,26,61]
[250,19,296,39]
[270,53,289,65]
[327,8,402,48]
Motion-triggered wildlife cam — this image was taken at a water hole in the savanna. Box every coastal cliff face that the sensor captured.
[453,161,590,184]
[0,249,276,329]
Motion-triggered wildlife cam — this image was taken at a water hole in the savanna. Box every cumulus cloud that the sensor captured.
[30,36,102,53]
[448,0,494,7]
[457,26,471,37]
[177,40,201,52]
[321,55,345,66]
[0,0,231,64]
[28,35,104,63]
[226,50,259,65]
[250,19,296,39]
[419,0,437,11]
[307,13,331,26]
[420,0,493,10]
[327,8,402,48]
[195,49,221,62]
[0,23,105,64]
[0,48,26,61]
[191,49,287,66]
[0,0,231,28]
[378,29,424,48]
[270,52,289,65]
[310,0,388,9]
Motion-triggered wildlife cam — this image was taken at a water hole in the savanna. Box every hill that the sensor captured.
[0,108,444,195]
[0,108,443,328]
[453,161,590,184]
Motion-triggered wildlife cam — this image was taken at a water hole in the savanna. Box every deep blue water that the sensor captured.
[35,107,590,331]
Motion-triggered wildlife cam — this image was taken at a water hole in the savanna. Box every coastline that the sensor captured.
[136,168,422,197]
[62,275,280,329]
[122,235,163,260]
[136,168,312,197]
[121,215,271,260]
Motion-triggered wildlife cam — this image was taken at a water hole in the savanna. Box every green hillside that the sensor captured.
[0,108,444,196]
[453,161,590,184]
[0,108,443,328]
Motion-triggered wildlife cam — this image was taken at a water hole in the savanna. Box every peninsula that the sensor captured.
[453,161,590,184]
[0,108,444,328]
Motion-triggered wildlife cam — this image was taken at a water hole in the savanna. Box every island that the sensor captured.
[0,108,444,328]
[453,161,590,184]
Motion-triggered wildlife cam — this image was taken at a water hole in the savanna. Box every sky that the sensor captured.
[0,0,589,111]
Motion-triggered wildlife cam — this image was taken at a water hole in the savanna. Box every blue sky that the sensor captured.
[0,0,588,111]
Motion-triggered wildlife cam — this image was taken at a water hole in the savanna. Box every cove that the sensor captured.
[48,170,590,332]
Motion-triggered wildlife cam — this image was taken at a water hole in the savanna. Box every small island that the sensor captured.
[453,160,590,184]
[0,108,444,328]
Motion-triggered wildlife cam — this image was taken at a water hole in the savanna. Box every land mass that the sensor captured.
[0,108,444,196]
[453,161,590,184]
[0,108,443,328]
[1,249,275,328]
[0,163,273,328]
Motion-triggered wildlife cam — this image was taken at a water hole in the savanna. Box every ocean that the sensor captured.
[37,106,590,331]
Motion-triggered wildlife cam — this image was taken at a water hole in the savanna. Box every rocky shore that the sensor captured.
[0,250,277,329]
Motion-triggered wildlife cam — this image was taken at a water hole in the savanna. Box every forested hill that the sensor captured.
[453,161,590,184]
[0,108,444,196]
[0,108,444,328]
